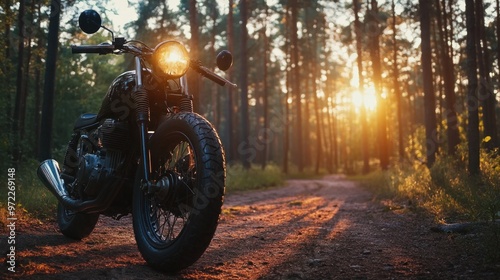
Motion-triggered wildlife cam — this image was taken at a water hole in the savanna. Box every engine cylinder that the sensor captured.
[100,119,129,151]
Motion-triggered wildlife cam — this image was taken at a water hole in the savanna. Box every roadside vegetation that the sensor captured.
[354,146,500,224]
[352,139,500,262]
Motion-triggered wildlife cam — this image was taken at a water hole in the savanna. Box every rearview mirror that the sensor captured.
[216,50,233,71]
[79,10,102,34]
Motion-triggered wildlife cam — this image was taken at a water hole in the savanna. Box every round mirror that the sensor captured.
[216,50,233,71]
[78,10,102,34]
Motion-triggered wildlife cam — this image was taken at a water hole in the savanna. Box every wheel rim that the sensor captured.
[142,132,197,248]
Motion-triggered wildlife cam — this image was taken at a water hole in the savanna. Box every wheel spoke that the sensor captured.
[145,136,196,246]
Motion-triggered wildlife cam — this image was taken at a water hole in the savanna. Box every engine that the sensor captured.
[74,119,130,197]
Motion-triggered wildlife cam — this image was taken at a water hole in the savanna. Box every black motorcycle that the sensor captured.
[37,10,234,272]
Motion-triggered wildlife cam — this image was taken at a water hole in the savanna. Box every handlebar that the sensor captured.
[190,62,237,88]
[71,45,115,54]
[71,42,236,88]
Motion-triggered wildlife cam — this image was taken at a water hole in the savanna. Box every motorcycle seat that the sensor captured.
[74,113,98,129]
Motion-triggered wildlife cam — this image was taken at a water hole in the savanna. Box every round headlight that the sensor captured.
[152,41,190,79]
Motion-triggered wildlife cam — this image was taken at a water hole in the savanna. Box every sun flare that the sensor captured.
[352,85,377,111]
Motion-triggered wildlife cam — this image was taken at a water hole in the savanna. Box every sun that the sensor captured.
[352,85,377,111]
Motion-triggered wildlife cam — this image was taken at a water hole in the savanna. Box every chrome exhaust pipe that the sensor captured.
[37,159,82,210]
[38,159,123,214]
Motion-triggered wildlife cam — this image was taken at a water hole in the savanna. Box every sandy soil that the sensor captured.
[1,175,499,279]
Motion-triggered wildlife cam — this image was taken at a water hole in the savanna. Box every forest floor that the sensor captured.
[2,175,500,279]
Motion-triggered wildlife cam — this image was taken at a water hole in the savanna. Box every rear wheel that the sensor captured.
[57,132,99,240]
[133,113,225,272]
[57,203,99,240]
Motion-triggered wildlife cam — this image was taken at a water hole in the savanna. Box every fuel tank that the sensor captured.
[97,70,137,121]
[97,70,165,122]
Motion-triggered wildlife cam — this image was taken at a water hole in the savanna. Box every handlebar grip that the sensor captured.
[190,61,235,87]
[201,68,226,86]
[71,45,115,54]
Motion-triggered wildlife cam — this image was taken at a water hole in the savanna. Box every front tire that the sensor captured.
[133,113,225,272]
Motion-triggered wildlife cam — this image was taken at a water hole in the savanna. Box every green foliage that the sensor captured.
[226,163,284,192]
[358,142,500,223]
[0,159,58,220]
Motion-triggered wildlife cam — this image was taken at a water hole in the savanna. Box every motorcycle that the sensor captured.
[37,9,234,272]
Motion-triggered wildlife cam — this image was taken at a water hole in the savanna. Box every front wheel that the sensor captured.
[133,113,225,272]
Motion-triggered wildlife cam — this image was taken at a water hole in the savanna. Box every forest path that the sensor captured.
[2,175,497,279]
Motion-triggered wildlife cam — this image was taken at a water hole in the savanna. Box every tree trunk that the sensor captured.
[238,0,251,169]
[283,5,291,174]
[21,0,35,142]
[312,68,322,175]
[38,0,61,161]
[436,0,460,155]
[261,3,269,170]
[188,0,201,113]
[225,0,235,163]
[419,0,438,167]
[209,0,219,127]
[465,0,480,175]
[3,0,13,121]
[368,0,389,170]
[354,0,370,173]
[392,0,404,161]
[475,0,498,151]
[12,0,26,165]
[497,0,500,99]
[34,2,43,157]
[290,0,303,172]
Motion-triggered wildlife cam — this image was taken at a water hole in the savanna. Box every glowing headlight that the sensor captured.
[152,41,189,79]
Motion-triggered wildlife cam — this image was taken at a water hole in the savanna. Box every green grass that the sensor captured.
[226,163,284,192]
[0,159,58,226]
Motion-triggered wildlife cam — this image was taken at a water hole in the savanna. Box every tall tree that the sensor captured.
[475,0,498,151]
[39,0,61,161]
[239,0,251,169]
[12,0,26,165]
[290,0,303,172]
[497,0,500,96]
[354,0,370,173]
[419,0,438,167]
[435,0,460,155]
[391,0,405,161]
[225,0,236,162]
[466,0,480,175]
[368,0,389,170]
[261,2,270,170]
[188,0,201,113]
[283,4,291,174]
[34,2,43,157]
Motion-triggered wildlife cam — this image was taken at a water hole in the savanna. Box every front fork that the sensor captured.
[134,58,190,193]
[133,57,152,185]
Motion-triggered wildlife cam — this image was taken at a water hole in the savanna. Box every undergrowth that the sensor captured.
[226,163,284,192]
[0,159,58,228]
[354,136,500,263]
[356,151,500,223]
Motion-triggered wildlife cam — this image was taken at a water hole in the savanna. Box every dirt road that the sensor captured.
[2,175,498,279]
